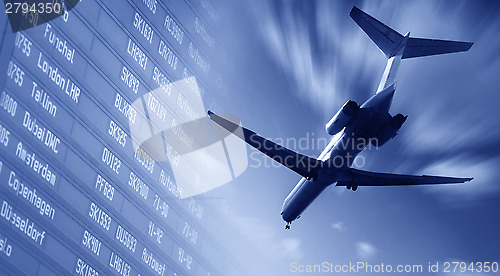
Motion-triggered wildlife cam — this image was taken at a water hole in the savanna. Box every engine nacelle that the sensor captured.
[371,114,407,147]
[325,100,359,135]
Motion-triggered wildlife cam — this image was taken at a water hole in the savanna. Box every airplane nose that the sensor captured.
[281,209,294,223]
[281,213,290,223]
[280,207,288,221]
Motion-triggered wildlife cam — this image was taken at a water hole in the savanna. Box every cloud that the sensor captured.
[421,156,500,206]
[275,237,304,260]
[331,221,347,232]
[250,1,383,120]
[231,216,304,261]
[356,242,377,260]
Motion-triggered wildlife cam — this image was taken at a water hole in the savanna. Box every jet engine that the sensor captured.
[325,100,359,135]
[371,114,407,147]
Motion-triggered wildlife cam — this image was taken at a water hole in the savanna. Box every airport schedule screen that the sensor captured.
[0,0,240,275]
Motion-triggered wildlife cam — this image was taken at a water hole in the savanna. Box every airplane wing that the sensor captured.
[208,111,323,179]
[337,168,473,187]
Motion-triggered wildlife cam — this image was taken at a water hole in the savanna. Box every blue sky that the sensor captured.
[212,0,500,274]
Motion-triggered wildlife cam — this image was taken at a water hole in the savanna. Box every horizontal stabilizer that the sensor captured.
[208,111,323,179]
[402,38,473,59]
[350,6,473,59]
[337,168,473,187]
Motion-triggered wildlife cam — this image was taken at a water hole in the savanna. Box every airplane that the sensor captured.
[208,6,473,230]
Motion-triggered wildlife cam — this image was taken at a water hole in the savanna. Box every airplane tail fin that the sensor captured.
[349,6,473,59]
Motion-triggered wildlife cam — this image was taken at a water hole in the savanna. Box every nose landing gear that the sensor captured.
[346,185,358,191]
[285,222,291,230]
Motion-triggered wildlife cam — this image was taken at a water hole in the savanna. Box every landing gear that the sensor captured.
[346,185,358,191]
[285,222,291,230]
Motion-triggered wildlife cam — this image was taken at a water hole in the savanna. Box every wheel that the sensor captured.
[352,186,358,191]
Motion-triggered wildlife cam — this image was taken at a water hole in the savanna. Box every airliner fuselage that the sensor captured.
[281,86,397,224]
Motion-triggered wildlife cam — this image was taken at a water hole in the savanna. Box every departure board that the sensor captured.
[0,0,244,275]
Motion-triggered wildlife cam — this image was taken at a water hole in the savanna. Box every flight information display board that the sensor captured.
[0,0,242,275]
